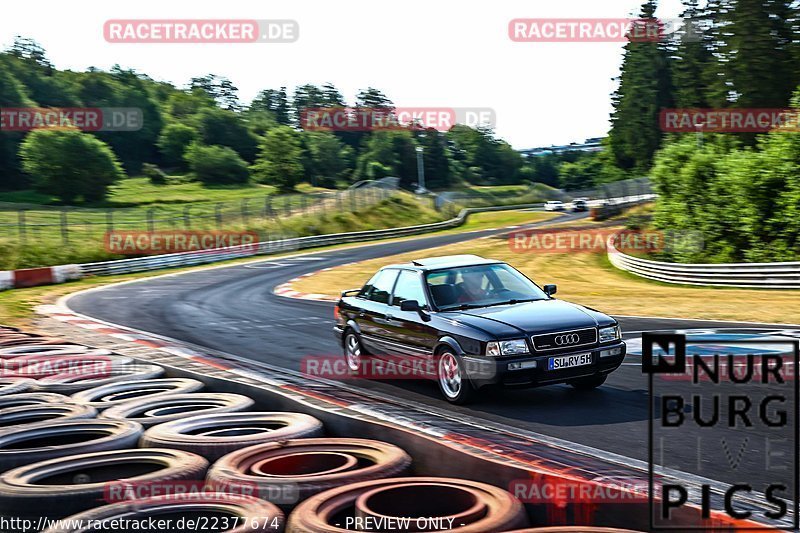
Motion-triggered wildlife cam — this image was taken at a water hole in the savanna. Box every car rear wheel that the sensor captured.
[570,374,607,390]
[437,351,474,405]
[343,331,364,374]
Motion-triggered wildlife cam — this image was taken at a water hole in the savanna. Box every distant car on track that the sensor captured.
[570,198,588,212]
[334,255,625,404]
[544,200,565,212]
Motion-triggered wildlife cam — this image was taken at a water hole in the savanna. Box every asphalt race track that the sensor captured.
[68,211,800,495]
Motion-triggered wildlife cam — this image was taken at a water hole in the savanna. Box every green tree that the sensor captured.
[416,129,453,189]
[251,87,291,125]
[157,123,198,169]
[190,74,241,111]
[0,68,33,189]
[717,0,796,109]
[355,130,417,188]
[672,0,714,108]
[195,107,258,162]
[302,131,354,187]
[252,126,305,192]
[20,128,125,203]
[184,143,250,185]
[608,0,673,172]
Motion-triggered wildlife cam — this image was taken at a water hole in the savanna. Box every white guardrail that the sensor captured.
[607,242,800,289]
[77,203,544,277]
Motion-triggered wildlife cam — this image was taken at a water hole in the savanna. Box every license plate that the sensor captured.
[548,353,592,370]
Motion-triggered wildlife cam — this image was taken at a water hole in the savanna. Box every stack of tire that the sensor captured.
[0,326,641,532]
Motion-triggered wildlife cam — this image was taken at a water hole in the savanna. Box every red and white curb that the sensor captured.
[0,264,81,290]
[36,303,245,373]
[273,263,362,302]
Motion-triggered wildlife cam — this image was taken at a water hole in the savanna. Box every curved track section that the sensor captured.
[67,211,798,489]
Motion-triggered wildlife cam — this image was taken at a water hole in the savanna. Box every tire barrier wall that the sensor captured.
[0,324,772,531]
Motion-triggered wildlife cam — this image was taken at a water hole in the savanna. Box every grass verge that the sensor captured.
[292,223,800,324]
[0,192,443,269]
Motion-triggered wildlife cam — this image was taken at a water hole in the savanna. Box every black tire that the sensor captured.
[0,448,208,519]
[569,374,608,390]
[41,493,285,533]
[0,403,97,429]
[0,419,143,472]
[34,363,166,394]
[141,412,324,462]
[0,393,70,409]
[436,350,476,405]
[0,338,65,348]
[208,438,411,507]
[0,379,34,396]
[70,378,204,410]
[0,345,104,359]
[101,393,255,427]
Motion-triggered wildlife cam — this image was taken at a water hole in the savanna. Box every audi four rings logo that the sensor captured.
[554,333,580,345]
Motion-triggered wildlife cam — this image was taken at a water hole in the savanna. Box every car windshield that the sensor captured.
[425,263,548,310]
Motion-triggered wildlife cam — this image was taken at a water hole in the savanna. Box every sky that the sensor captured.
[1,0,684,149]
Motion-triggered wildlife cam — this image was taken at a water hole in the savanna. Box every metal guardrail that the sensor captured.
[79,203,546,277]
[608,242,800,289]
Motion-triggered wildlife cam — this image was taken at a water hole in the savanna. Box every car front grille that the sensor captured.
[531,327,598,351]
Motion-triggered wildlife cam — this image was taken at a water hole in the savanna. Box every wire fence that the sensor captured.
[567,177,653,202]
[437,177,652,210]
[0,180,400,246]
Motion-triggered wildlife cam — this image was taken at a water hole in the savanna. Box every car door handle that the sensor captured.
[385,315,394,321]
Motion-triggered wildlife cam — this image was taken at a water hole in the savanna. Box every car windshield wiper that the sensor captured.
[440,303,484,311]
[484,298,543,307]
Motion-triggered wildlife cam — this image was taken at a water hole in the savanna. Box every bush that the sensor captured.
[157,123,198,169]
[19,128,125,203]
[184,143,250,185]
[252,126,304,192]
[142,163,168,185]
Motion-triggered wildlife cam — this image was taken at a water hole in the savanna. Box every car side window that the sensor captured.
[364,269,398,304]
[391,270,428,308]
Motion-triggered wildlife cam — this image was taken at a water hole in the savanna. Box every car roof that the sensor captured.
[382,254,504,272]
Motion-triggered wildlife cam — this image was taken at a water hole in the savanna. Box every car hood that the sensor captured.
[445,299,612,336]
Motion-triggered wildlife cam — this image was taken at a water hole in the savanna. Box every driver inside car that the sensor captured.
[457,270,490,303]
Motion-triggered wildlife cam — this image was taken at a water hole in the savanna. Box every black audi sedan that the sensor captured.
[333,255,625,404]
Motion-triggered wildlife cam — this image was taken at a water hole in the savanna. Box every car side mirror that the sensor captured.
[400,299,420,311]
[544,284,557,297]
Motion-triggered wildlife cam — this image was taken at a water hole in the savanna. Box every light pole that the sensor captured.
[415,145,426,193]
[694,119,705,148]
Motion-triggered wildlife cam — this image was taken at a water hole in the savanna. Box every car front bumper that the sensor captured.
[462,341,626,389]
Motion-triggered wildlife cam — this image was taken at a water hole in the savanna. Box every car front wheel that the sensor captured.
[344,331,365,375]
[437,351,475,404]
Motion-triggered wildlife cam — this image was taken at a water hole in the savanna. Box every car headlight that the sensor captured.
[486,339,529,356]
[599,325,621,343]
